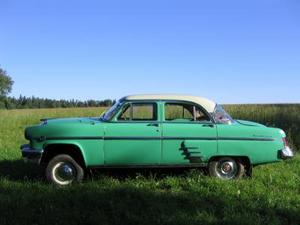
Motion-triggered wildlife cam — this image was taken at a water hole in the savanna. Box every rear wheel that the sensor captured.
[46,154,84,186]
[208,157,245,180]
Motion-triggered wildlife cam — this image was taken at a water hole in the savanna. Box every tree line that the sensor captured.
[0,96,114,109]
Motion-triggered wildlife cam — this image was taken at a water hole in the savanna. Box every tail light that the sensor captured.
[282,137,289,147]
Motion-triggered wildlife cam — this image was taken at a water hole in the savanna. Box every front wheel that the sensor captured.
[46,154,84,186]
[208,157,245,180]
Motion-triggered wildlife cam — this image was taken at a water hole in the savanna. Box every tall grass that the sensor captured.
[0,105,299,225]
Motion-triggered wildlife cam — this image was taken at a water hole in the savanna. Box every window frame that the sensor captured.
[163,101,213,124]
[114,101,159,123]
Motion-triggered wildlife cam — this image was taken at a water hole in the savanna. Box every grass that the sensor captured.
[0,105,299,225]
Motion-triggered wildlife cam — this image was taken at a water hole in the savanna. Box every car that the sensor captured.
[21,94,294,186]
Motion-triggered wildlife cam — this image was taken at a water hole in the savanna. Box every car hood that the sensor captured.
[25,117,104,141]
[235,120,266,127]
[41,117,100,125]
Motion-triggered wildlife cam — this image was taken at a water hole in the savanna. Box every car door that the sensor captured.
[103,101,162,165]
[162,101,217,165]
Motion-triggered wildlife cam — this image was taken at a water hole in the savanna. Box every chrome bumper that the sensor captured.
[20,144,43,164]
[279,147,294,159]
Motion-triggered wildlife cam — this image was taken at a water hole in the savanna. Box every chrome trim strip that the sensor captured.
[42,136,275,141]
[105,137,161,140]
[89,163,208,169]
[44,136,104,140]
[219,137,275,141]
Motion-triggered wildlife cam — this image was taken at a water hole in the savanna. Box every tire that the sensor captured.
[208,157,245,180]
[46,154,84,186]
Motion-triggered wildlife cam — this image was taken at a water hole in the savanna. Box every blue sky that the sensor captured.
[1,0,300,104]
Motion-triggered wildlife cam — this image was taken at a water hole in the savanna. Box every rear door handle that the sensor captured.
[147,123,160,127]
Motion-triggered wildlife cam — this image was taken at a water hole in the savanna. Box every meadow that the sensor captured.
[0,105,299,225]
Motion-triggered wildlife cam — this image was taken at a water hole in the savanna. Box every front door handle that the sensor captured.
[202,124,215,128]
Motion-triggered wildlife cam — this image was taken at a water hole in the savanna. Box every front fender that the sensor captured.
[42,139,104,167]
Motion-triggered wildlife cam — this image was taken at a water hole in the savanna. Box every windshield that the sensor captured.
[100,100,123,121]
[212,105,235,124]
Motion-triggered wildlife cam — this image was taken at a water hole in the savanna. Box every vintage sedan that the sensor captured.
[21,95,294,186]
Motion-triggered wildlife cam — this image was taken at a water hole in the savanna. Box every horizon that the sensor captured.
[5,94,300,105]
[1,0,300,104]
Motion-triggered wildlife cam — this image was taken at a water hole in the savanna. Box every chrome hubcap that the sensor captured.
[216,159,238,180]
[53,162,76,184]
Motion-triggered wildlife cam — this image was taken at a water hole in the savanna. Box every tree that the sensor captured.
[0,67,14,97]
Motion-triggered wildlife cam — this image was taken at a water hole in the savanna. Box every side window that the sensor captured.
[165,104,193,121]
[165,103,210,122]
[118,103,157,121]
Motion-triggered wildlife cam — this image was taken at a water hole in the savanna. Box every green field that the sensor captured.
[0,105,299,225]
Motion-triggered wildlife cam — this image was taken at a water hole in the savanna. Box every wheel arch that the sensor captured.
[41,143,87,169]
[209,155,251,164]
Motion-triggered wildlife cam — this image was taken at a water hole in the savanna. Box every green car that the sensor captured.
[21,95,293,186]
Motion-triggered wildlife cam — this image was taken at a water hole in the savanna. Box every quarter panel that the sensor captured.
[216,124,283,164]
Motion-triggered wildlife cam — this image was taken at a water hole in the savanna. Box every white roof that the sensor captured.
[124,94,216,113]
